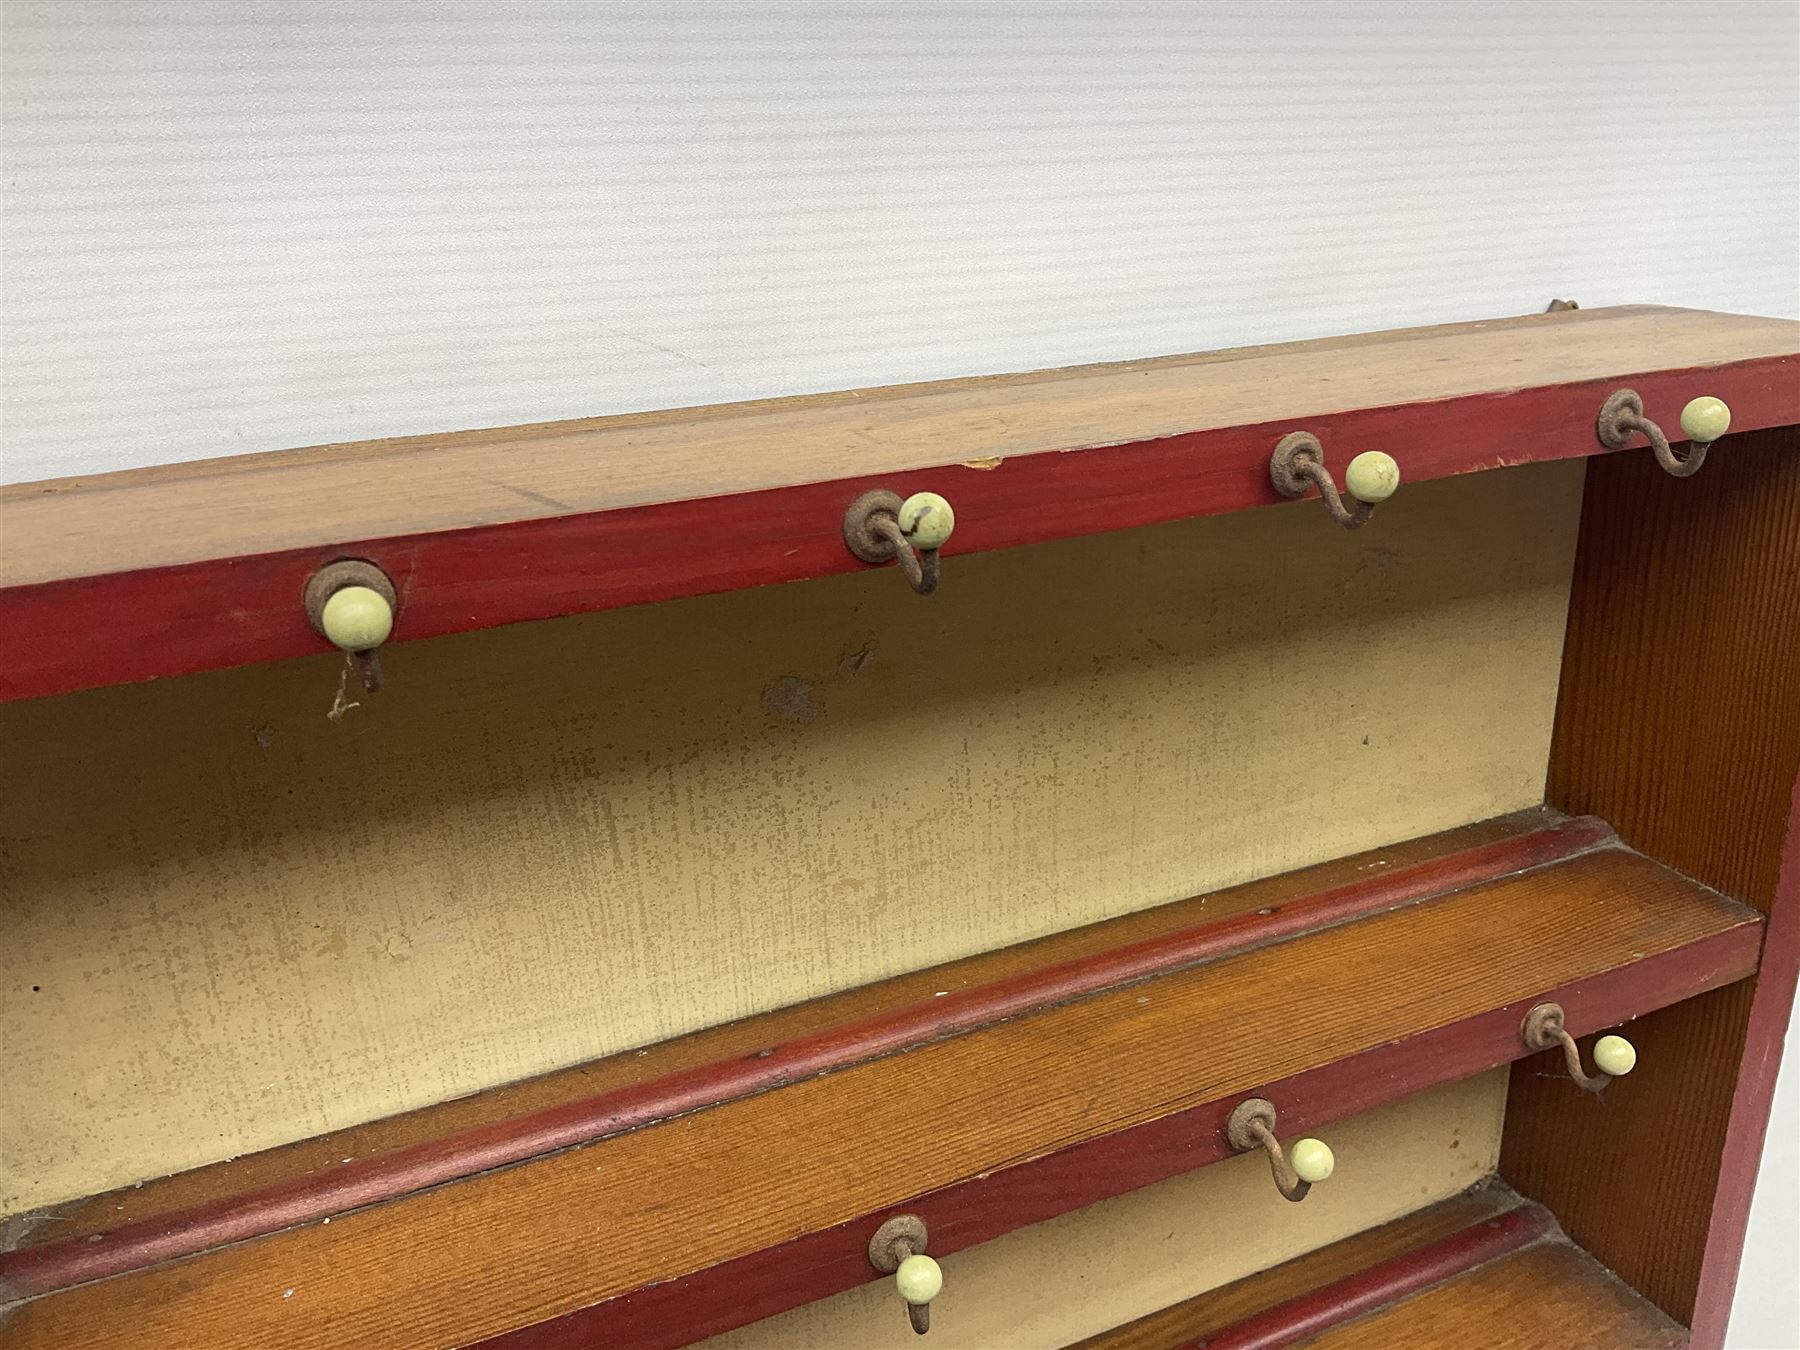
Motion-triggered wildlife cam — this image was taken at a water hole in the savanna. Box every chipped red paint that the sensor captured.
[481,925,1752,1350]
[1689,769,1800,1350]
[0,817,1611,1299]
[3,358,1795,703]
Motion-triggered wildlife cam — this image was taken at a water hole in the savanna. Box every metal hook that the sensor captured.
[1521,1002,1637,1095]
[303,559,397,694]
[1269,433,1399,530]
[868,1214,940,1335]
[1227,1098,1334,1203]
[843,490,955,595]
[1596,390,1732,478]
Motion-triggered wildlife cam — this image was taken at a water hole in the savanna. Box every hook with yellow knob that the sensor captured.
[1228,1098,1335,1203]
[1270,432,1399,529]
[868,1214,941,1335]
[843,489,956,595]
[1522,1002,1637,1095]
[303,559,398,699]
[1597,389,1731,478]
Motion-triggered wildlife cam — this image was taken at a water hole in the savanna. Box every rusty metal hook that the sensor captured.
[1596,390,1731,479]
[868,1214,939,1335]
[1270,433,1399,530]
[844,490,954,595]
[1227,1098,1334,1203]
[303,559,397,694]
[1522,1002,1637,1095]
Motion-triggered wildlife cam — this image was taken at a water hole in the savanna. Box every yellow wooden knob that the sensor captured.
[1290,1138,1334,1184]
[898,492,955,550]
[1593,1034,1636,1077]
[1344,452,1400,504]
[320,585,394,652]
[895,1253,942,1305]
[1679,397,1731,445]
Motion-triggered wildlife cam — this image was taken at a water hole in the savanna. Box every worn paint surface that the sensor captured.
[0,463,1582,1213]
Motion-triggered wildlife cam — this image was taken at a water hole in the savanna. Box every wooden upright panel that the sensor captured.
[1506,424,1800,1337]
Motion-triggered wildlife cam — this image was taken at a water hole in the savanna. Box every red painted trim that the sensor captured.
[1689,770,1800,1350]
[2,359,1795,704]
[0,817,1612,1300]
[478,922,1757,1350]
[1197,1201,1558,1350]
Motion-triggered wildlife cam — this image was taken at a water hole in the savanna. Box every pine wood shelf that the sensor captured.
[1,305,1795,703]
[1308,1241,1686,1350]
[1075,1188,1684,1350]
[0,810,1760,1348]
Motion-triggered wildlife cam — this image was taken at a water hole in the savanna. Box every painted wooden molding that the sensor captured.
[0,305,1795,702]
[0,812,1762,1349]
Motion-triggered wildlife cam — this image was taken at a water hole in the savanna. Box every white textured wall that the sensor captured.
[2,0,1797,486]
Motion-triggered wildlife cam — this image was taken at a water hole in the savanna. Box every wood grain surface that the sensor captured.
[2,307,1794,701]
[506,913,1751,1350]
[702,1083,1514,1350]
[4,306,1791,584]
[1058,1189,1526,1350]
[2,464,1583,1215]
[1507,424,1800,1336]
[1297,1241,1686,1349]
[1013,1187,1681,1350]
[1,845,1760,1348]
[5,814,1606,1296]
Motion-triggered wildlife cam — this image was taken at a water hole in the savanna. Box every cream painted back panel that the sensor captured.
[0,463,1582,1212]
[708,1071,1509,1350]
[2,2,1796,484]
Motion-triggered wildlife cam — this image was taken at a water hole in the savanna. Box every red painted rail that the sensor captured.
[483,927,1751,1350]
[0,815,1610,1300]
[2,353,1795,704]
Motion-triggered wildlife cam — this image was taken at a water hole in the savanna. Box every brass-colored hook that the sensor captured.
[1521,1002,1637,1094]
[1596,390,1731,478]
[1269,433,1399,530]
[303,559,397,694]
[843,490,955,595]
[1227,1098,1334,1203]
[868,1214,940,1335]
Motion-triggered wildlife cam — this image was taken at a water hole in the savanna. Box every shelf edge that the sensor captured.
[0,814,1613,1302]
[482,924,1754,1350]
[3,346,1795,704]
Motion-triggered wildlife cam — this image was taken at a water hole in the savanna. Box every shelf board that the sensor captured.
[3,809,1581,1260]
[2,304,1795,703]
[1307,1243,1687,1349]
[1074,1188,1684,1350]
[0,811,1761,1348]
